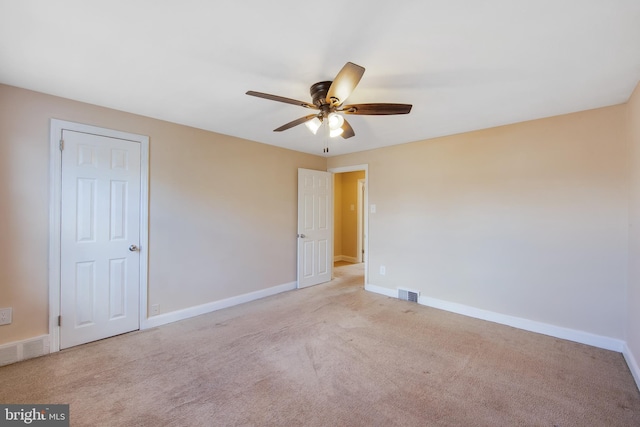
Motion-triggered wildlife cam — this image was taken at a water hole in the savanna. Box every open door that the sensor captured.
[297,168,333,288]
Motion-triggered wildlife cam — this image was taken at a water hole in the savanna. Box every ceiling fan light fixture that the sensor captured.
[329,127,344,138]
[305,117,322,134]
[327,112,344,130]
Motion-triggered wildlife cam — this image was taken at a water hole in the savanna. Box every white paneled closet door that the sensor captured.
[60,129,141,349]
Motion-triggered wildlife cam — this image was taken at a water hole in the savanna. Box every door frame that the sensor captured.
[48,119,150,353]
[328,164,368,286]
[357,178,365,263]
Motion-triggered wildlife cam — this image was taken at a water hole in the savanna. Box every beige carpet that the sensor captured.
[2,263,640,426]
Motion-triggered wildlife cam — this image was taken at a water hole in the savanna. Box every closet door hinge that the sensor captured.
[59,139,64,151]
[58,315,61,327]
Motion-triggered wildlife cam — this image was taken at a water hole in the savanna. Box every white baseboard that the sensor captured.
[623,343,640,392]
[365,283,396,298]
[364,283,625,352]
[0,335,50,367]
[142,281,297,329]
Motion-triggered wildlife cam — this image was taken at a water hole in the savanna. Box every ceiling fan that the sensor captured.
[246,62,412,144]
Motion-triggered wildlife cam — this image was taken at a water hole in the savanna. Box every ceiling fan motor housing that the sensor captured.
[310,81,332,107]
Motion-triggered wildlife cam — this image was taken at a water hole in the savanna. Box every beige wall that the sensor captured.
[339,171,365,259]
[328,105,628,339]
[2,79,637,363]
[0,84,326,345]
[628,81,640,368]
[333,171,365,260]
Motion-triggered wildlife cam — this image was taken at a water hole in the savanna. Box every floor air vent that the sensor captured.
[398,288,419,303]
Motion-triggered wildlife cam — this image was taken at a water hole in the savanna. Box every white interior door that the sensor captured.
[60,129,141,349]
[297,168,333,288]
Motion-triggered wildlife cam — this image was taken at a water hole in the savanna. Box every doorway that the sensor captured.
[329,165,368,287]
[49,120,149,352]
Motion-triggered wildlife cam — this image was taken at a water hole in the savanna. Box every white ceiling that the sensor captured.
[1,1,640,157]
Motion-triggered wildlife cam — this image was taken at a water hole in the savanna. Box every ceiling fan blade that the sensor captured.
[246,91,318,110]
[273,114,319,132]
[326,62,365,106]
[340,103,412,115]
[340,118,355,139]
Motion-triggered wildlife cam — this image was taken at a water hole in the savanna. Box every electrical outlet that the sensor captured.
[150,304,159,316]
[380,265,386,276]
[0,308,12,325]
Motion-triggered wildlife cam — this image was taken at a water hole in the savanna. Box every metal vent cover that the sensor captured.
[398,289,419,303]
[0,346,18,366]
[23,339,45,359]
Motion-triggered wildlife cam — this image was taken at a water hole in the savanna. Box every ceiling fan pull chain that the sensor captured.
[324,121,330,153]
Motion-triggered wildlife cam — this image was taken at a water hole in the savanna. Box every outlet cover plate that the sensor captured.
[0,307,12,325]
